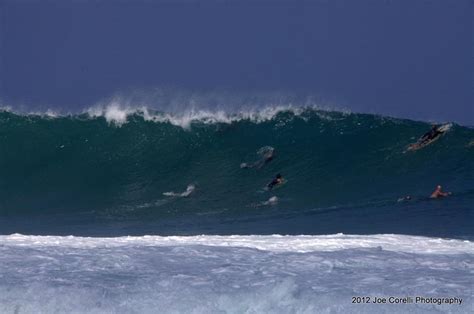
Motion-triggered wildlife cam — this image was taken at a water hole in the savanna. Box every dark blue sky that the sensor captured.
[1,0,472,124]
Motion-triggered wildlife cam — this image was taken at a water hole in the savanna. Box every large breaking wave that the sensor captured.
[0,106,473,237]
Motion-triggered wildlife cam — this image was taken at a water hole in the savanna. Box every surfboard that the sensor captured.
[437,123,452,133]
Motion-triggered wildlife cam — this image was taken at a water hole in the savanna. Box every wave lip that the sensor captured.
[3,234,473,254]
[85,103,317,127]
[0,103,346,131]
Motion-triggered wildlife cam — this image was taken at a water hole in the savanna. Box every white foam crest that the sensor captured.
[2,234,472,254]
[0,105,13,112]
[85,102,312,128]
[0,95,351,128]
[141,104,307,129]
[39,109,60,118]
[0,106,61,118]
[86,102,136,125]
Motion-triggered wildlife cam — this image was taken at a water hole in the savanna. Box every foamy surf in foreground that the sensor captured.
[1,234,472,314]
[3,233,473,254]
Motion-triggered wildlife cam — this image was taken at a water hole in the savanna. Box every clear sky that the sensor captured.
[1,0,472,124]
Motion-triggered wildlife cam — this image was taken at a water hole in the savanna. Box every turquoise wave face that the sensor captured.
[0,109,473,237]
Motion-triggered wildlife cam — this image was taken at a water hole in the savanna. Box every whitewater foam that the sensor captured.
[2,234,472,254]
[0,234,472,314]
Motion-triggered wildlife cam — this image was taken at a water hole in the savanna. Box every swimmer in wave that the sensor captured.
[241,146,275,169]
[430,185,451,199]
[266,174,284,190]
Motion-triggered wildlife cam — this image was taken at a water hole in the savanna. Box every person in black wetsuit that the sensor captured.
[407,124,448,151]
[420,125,443,144]
[267,174,284,190]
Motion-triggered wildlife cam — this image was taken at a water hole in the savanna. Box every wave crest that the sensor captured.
[85,103,321,128]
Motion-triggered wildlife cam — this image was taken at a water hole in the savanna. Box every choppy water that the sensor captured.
[1,234,472,314]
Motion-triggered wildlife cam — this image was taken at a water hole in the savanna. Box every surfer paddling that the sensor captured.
[267,174,284,190]
[407,124,451,151]
[430,185,451,199]
[420,125,444,144]
[241,146,275,169]
[397,195,412,202]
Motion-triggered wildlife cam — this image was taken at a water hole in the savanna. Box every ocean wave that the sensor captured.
[87,103,312,127]
[0,108,473,237]
[1,90,348,128]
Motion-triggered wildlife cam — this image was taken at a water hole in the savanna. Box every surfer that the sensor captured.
[419,125,444,145]
[430,185,451,199]
[407,124,450,151]
[261,148,274,165]
[267,174,284,190]
[241,146,275,169]
[397,195,412,202]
